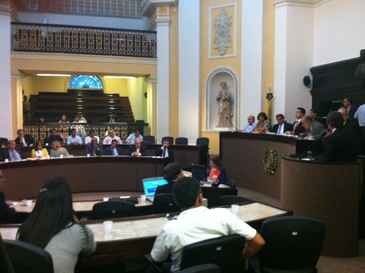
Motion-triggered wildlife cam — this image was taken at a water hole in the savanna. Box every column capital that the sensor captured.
[0,1,11,16]
[142,0,177,17]
[274,0,323,8]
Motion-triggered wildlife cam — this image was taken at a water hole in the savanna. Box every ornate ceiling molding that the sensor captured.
[142,0,176,16]
[0,2,11,16]
[274,0,331,8]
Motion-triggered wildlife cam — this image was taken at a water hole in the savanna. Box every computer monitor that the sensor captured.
[142,177,168,198]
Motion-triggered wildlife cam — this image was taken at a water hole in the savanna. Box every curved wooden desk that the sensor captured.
[220,132,315,203]
[281,156,361,257]
[0,156,165,200]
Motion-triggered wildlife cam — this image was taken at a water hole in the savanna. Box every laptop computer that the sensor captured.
[142,177,168,202]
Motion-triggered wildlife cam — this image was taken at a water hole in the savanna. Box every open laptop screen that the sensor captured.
[142,177,168,198]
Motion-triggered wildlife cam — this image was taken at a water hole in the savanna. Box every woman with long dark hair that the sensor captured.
[207,155,229,186]
[17,177,95,273]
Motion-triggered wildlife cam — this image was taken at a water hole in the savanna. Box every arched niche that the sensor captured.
[206,68,238,131]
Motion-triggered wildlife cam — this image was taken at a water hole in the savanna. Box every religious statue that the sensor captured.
[216,81,233,128]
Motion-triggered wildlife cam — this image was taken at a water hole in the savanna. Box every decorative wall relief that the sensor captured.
[209,3,236,58]
[206,68,238,131]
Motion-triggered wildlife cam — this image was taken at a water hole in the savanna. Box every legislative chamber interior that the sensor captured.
[0,1,365,273]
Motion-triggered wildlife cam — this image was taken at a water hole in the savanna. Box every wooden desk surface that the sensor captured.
[0,202,288,243]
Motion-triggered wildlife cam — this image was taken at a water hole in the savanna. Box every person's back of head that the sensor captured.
[163,163,182,181]
[173,177,202,210]
[327,111,344,130]
[17,177,74,248]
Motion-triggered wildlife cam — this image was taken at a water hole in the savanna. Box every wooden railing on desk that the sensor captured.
[12,23,157,58]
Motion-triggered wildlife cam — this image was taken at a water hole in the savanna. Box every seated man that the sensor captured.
[15,129,34,148]
[155,163,183,195]
[159,139,174,162]
[103,139,120,156]
[49,141,70,158]
[85,137,102,156]
[102,130,122,145]
[0,170,16,223]
[243,115,256,133]
[292,107,306,135]
[150,177,265,272]
[302,115,325,140]
[67,128,83,145]
[44,129,63,146]
[126,129,144,145]
[270,114,293,135]
[4,140,22,162]
[317,111,360,162]
[84,129,100,145]
[130,139,144,157]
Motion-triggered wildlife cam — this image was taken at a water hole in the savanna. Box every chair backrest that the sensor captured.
[92,200,136,219]
[153,193,179,214]
[196,137,209,146]
[175,137,189,145]
[218,195,251,207]
[178,264,221,273]
[191,164,207,181]
[180,235,245,273]
[144,135,156,145]
[0,236,14,273]
[161,136,174,145]
[259,216,325,272]
[4,239,53,273]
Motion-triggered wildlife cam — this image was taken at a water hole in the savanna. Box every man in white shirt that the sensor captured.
[243,115,256,133]
[150,177,265,272]
[66,128,83,145]
[126,129,144,145]
[102,130,122,145]
[84,129,100,144]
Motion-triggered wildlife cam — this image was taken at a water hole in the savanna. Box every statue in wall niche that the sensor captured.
[216,81,233,128]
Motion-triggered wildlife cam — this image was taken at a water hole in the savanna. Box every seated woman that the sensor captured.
[31,141,49,159]
[207,155,229,187]
[254,112,270,133]
[17,177,96,273]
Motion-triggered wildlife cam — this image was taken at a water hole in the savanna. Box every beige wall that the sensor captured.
[200,0,242,154]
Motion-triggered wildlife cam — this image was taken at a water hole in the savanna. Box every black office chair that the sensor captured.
[258,216,326,273]
[92,200,136,219]
[196,137,209,146]
[0,236,14,273]
[178,264,221,273]
[4,239,53,273]
[144,135,156,145]
[161,136,174,145]
[218,195,251,207]
[153,193,180,214]
[175,137,189,145]
[147,235,245,273]
[191,164,207,181]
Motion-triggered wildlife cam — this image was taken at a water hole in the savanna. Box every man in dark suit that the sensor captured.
[343,97,357,120]
[155,163,183,195]
[318,111,360,162]
[103,139,121,156]
[293,107,306,135]
[2,141,22,162]
[270,114,293,135]
[15,129,34,148]
[0,170,16,223]
[85,137,102,156]
[158,139,174,162]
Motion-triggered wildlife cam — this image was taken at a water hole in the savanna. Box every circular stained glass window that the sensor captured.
[69,75,103,89]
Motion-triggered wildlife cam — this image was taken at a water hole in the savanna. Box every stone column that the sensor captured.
[0,2,13,138]
[155,7,171,142]
[273,0,314,118]
[178,0,200,143]
[241,0,265,127]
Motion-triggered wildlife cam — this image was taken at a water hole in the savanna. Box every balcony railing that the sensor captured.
[12,22,157,58]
